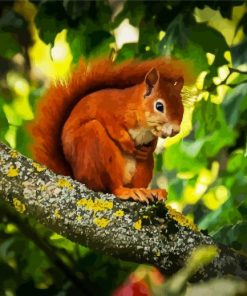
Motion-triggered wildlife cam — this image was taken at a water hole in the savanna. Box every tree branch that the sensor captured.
[0,141,247,281]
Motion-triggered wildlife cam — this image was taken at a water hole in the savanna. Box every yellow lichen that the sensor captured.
[167,205,198,232]
[76,215,82,221]
[77,198,113,212]
[32,162,46,172]
[54,209,61,219]
[56,178,73,190]
[134,219,142,231]
[13,198,26,213]
[10,151,18,158]
[7,166,19,177]
[114,210,124,217]
[39,185,46,191]
[93,217,110,228]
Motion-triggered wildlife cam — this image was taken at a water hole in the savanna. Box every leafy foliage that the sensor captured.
[0,0,247,295]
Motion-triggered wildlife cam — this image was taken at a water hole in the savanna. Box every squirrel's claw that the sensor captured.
[113,187,167,203]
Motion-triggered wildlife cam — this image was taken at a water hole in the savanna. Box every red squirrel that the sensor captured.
[30,58,192,202]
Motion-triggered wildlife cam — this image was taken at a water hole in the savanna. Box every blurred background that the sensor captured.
[0,0,247,295]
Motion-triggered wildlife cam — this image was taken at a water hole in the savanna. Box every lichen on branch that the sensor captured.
[0,141,247,281]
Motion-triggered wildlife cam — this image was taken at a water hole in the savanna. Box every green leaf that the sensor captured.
[116,43,138,62]
[0,97,9,143]
[0,237,15,260]
[222,83,247,128]
[67,26,87,63]
[238,199,247,218]
[94,1,113,31]
[68,22,113,62]
[35,2,68,45]
[187,23,229,66]
[193,99,236,157]
[143,2,183,31]
[164,141,206,173]
[0,10,26,31]
[159,15,209,75]
[231,37,247,67]
[160,16,228,80]
[16,125,32,157]
[62,0,90,21]
[237,12,247,34]
[166,178,184,202]
[0,261,18,295]
[0,32,21,58]
[138,19,160,58]
[199,199,242,234]
[227,151,246,173]
[88,30,113,58]
[213,222,247,251]
[113,1,145,28]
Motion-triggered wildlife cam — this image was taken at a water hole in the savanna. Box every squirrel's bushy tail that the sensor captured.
[30,57,194,176]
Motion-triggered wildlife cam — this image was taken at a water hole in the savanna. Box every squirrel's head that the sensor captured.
[142,67,184,139]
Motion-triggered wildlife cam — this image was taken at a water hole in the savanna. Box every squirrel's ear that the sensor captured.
[173,76,184,92]
[144,68,160,97]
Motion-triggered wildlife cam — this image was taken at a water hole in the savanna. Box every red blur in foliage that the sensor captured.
[112,267,164,296]
[113,278,150,296]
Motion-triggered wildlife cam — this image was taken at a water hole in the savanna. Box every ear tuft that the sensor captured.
[144,68,160,97]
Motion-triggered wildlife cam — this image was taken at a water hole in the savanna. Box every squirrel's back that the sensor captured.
[30,57,193,176]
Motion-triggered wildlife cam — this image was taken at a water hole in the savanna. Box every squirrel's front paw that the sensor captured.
[134,146,151,160]
[149,189,167,201]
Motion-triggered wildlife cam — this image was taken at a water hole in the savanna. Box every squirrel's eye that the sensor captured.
[155,101,164,113]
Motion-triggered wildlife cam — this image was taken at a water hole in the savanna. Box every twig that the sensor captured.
[227,79,247,88]
[205,66,247,92]
[228,67,247,75]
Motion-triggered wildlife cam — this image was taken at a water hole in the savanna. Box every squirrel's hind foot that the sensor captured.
[113,187,167,203]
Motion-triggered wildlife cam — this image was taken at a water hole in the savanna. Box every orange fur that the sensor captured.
[30,57,194,202]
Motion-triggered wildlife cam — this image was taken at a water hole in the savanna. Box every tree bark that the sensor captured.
[0,141,247,281]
